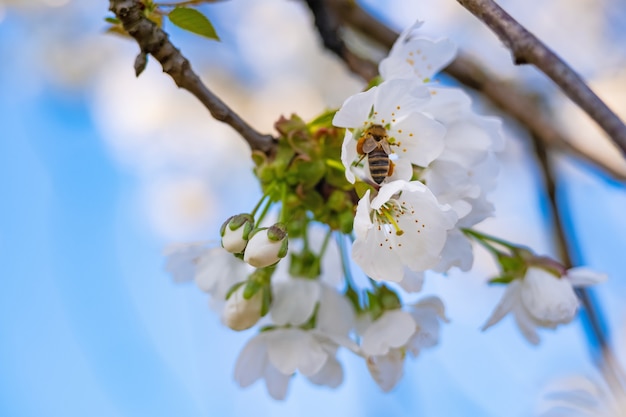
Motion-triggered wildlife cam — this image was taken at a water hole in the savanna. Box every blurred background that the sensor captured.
[2,0,626,415]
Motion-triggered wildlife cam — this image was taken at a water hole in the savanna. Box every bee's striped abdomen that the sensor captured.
[368,148,390,184]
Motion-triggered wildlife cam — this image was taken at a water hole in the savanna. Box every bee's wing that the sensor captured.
[380,140,392,155]
[361,137,378,153]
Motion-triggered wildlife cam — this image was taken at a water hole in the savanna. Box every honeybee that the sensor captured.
[356,124,394,184]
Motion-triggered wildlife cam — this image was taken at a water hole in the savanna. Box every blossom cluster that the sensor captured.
[164,21,607,399]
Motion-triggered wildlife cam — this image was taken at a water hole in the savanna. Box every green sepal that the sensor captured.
[243,280,261,300]
[344,286,362,314]
[355,182,374,199]
[247,227,265,240]
[378,284,401,310]
[292,159,326,189]
[497,253,526,276]
[289,250,321,279]
[307,109,337,130]
[168,7,220,40]
[225,281,246,300]
[251,150,267,167]
[366,75,383,89]
[260,286,272,316]
[488,275,516,285]
[267,223,288,241]
[105,16,120,24]
[366,291,383,321]
[259,325,277,333]
[277,239,289,259]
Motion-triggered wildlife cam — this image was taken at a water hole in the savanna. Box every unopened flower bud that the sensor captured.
[243,223,288,268]
[222,285,263,331]
[220,214,254,253]
[520,267,578,324]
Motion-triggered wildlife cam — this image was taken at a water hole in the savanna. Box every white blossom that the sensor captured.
[362,296,448,392]
[333,78,446,184]
[234,280,356,399]
[352,180,457,283]
[483,267,607,344]
[379,21,457,83]
[163,241,211,283]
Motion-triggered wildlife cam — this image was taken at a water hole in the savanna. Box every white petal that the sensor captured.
[372,79,430,124]
[521,267,579,324]
[316,285,355,336]
[353,191,374,239]
[402,38,457,80]
[390,112,445,167]
[433,229,474,273]
[195,247,248,295]
[398,269,424,293]
[307,356,344,388]
[266,329,328,376]
[370,179,418,209]
[386,157,413,182]
[340,129,358,183]
[366,349,405,392]
[424,87,472,123]
[352,225,406,282]
[379,57,415,81]
[361,310,416,356]
[408,310,441,353]
[271,279,321,326]
[566,267,608,287]
[513,303,541,345]
[263,364,291,400]
[394,189,457,271]
[233,333,269,388]
[333,87,378,128]
[163,242,210,283]
[414,296,448,321]
[482,281,521,331]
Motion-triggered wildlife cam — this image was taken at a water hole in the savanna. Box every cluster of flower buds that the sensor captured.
[220,214,289,268]
[164,20,607,400]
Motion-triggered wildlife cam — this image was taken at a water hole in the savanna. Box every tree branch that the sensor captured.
[532,134,626,399]
[109,0,275,154]
[303,0,378,81]
[456,0,626,158]
[327,0,626,180]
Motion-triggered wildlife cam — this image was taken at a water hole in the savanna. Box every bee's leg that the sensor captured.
[388,161,395,177]
[353,153,367,167]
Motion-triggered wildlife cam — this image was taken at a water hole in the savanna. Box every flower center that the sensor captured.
[375,202,405,236]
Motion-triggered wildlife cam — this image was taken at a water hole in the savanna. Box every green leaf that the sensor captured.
[168,7,220,40]
[105,16,120,24]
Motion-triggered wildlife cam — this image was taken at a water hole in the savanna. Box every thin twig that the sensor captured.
[327,0,626,181]
[456,0,626,158]
[532,134,626,399]
[109,0,275,154]
[303,0,378,81]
